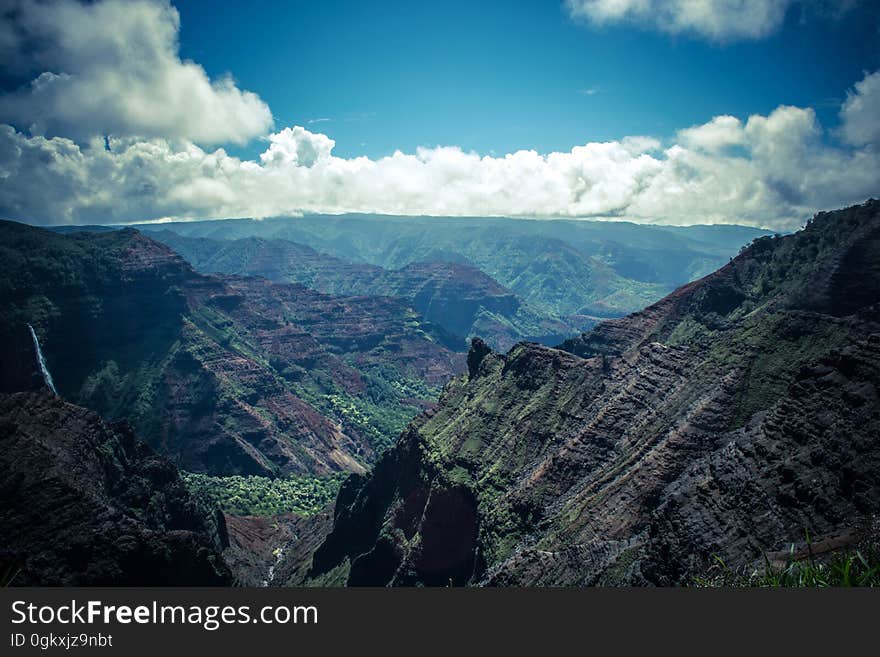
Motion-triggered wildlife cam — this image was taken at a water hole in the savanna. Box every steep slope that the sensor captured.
[0,221,465,476]
[221,276,463,386]
[223,511,333,586]
[0,391,231,586]
[288,200,880,586]
[148,231,579,350]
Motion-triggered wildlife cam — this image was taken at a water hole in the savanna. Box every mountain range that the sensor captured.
[2,204,876,586]
[140,215,771,348]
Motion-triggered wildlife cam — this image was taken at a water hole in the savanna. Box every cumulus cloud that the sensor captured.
[0,0,272,144]
[566,0,797,41]
[260,127,336,168]
[635,103,879,224]
[677,115,745,152]
[0,1,876,231]
[2,70,879,231]
[839,70,880,146]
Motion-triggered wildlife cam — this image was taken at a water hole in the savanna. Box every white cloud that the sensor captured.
[677,115,745,152]
[633,104,879,224]
[839,70,880,146]
[0,0,272,144]
[0,2,876,231]
[259,127,335,168]
[565,0,795,41]
[2,71,878,231]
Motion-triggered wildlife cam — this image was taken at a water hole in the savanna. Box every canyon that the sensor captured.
[2,204,876,586]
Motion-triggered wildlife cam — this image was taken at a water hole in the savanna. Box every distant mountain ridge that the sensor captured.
[138,214,772,322]
[284,201,880,586]
[150,231,580,350]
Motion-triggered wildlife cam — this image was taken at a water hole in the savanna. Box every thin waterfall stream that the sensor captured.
[28,324,58,395]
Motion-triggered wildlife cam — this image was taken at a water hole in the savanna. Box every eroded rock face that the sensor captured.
[0,392,231,586]
[296,426,481,587]
[481,336,880,585]
[635,339,880,585]
[221,276,464,388]
[296,201,880,586]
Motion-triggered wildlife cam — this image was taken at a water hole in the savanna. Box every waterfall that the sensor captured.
[28,324,58,395]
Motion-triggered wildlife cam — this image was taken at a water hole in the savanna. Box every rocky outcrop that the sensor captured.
[295,200,880,586]
[0,391,231,586]
[466,337,493,379]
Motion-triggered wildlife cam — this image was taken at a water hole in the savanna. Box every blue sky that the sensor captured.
[175,0,880,159]
[0,0,879,228]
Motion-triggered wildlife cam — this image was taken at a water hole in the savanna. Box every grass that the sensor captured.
[694,532,880,587]
[1,561,21,587]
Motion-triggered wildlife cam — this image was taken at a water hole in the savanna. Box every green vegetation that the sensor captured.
[290,364,442,453]
[693,312,851,430]
[694,548,880,587]
[183,472,347,516]
[694,528,880,587]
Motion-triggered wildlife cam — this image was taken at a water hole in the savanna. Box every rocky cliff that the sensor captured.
[0,391,231,585]
[288,200,880,586]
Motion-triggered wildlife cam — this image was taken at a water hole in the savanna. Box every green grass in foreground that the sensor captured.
[182,472,347,517]
[694,543,880,587]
